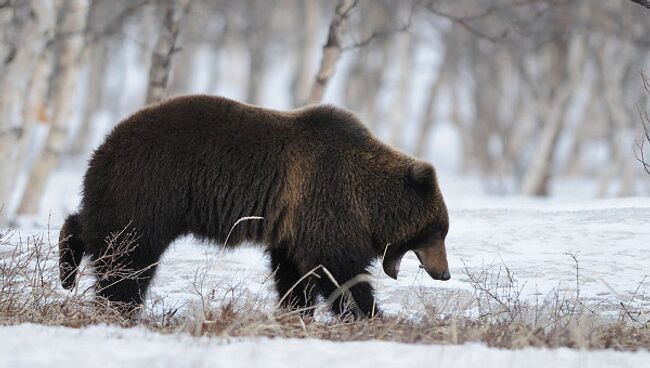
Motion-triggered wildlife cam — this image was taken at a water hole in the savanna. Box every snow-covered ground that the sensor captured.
[1,324,649,368]
[2,169,650,366]
[145,192,650,317]
[14,168,650,316]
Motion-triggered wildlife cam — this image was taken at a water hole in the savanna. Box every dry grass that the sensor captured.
[1,227,649,351]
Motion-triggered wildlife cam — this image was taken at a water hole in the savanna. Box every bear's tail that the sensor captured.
[59,214,85,290]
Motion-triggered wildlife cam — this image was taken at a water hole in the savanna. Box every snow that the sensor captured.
[141,192,650,317]
[3,170,650,367]
[1,324,649,368]
[5,170,650,317]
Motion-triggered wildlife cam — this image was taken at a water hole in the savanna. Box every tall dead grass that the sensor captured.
[0,227,648,351]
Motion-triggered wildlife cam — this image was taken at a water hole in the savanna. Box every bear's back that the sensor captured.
[112,95,295,139]
[294,104,373,143]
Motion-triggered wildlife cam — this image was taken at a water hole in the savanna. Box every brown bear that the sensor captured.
[58,95,450,318]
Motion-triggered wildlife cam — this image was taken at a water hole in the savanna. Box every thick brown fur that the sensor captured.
[58,95,449,317]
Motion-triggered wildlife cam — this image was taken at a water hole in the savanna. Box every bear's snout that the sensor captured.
[419,267,451,281]
[414,240,450,282]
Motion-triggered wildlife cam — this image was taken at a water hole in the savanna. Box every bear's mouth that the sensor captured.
[382,243,408,280]
[414,248,451,281]
[382,233,450,281]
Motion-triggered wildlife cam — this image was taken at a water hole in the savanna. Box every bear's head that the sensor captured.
[363,153,450,282]
[300,106,450,282]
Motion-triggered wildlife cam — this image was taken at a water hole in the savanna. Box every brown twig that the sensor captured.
[634,72,650,175]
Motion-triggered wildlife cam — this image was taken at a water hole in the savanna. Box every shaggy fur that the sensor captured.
[58,95,450,317]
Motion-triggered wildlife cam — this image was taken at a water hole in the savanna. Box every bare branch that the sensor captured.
[88,0,152,43]
[145,0,192,104]
[422,0,569,43]
[423,2,509,43]
[307,0,358,104]
[342,6,413,51]
[634,72,650,176]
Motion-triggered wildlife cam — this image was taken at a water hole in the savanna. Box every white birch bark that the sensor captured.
[564,82,601,176]
[145,0,191,105]
[596,41,635,197]
[307,0,357,104]
[70,41,108,154]
[522,36,586,196]
[414,37,457,157]
[17,0,88,215]
[344,42,390,129]
[167,42,197,96]
[291,0,319,107]
[388,33,413,149]
[0,1,56,223]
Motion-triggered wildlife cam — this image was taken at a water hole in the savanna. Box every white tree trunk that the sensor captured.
[564,83,601,176]
[0,1,56,223]
[167,42,197,96]
[145,0,191,105]
[17,0,88,216]
[344,40,389,130]
[71,41,108,155]
[596,41,635,197]
[522,36,586,196]
[307,0,356,104]
[415,37,457,157]
[291,0,319,107]
[389,33,413,149]
[449,86,473,173]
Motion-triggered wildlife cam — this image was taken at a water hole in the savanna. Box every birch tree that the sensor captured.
[596,40,637,196]
[522,33,586,196]
[388,32,414,148]
[17,0,88,215]
[342,1,393,128]
[414,28,460,158]
[145,0,192,105]
[307,0,357,104]
[290,0,320,107]
[635,72,650,177]
[70,0,126,154]
[344,41,389,129]
[70,41,108,155]
[242,0,273,105]
[0,1,56,222]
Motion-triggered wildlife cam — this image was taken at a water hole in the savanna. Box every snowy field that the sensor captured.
[2,324,650,368]
[2,170,650,366]
[139,195,650,319]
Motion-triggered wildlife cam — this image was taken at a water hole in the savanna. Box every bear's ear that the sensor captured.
[407,162,434,193]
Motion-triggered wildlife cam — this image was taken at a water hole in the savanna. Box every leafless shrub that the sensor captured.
[172,299,650,351]
[168,252,650,350]
[0,224,153,326]
[614,275,650,328]
[462,260,527,322]
[458,254,602,329]
[1,228,649,351]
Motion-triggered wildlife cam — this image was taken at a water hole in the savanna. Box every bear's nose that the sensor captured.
[440,271,451,281]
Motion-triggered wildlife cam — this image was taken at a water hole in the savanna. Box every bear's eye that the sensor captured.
[422,231,441,244]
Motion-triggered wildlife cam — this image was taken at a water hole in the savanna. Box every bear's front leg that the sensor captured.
[309,257,379,319]
[269,246,319,316]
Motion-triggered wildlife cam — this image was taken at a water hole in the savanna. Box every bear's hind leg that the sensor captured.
[269,246,319,316]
